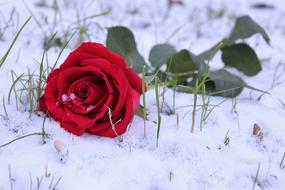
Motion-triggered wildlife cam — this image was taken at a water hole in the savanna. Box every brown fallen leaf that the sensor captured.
[253,123,264,141]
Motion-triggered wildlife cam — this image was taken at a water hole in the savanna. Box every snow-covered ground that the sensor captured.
[0,0,285,189]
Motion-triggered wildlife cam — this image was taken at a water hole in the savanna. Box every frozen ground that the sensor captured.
[0,0,285,189]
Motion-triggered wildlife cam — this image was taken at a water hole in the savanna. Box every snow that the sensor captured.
[0,0,285,189]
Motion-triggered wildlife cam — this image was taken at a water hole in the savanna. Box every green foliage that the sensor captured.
[221,43,261,76]
[179,15,270,97]
[167,49,197,81]
[106,26,146,73]
[103,15,270,99]
[149,43,176,69]
[227,15,270,45]
[109,15,270,98]
[197,15,270,76]
[207,69,245,97]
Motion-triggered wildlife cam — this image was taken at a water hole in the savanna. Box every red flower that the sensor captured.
[39,42,143,137]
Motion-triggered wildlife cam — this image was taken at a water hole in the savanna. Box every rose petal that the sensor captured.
[80,58,129,116]
[60,121,85,136]
[39,96,48,113]
[87,86,139,137]
[125,67,143,94]
[59,52,98,70]
[44,74,70,123]
[47,69,60,82]
[64,106,95,129]
[75,42,127,70]
[57,66,103,102]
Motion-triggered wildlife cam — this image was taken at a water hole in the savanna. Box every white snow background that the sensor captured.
[0,0,285,189]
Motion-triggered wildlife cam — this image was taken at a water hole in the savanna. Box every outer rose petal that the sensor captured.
[39,96,48,113]
[62,43,143,94]
[60,121,85,136]
[59,52,97,70]
[125,67,143,94]
[131,87,141,112]
[75,42,127,70]
[47,69,60,82]
[39,69,60,114]
[44,73,71,124]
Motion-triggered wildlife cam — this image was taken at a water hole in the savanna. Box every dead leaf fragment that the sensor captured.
[253,123,264,141]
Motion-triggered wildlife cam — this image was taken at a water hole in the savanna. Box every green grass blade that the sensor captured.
[155,77,161,147]
[0,16,31,68]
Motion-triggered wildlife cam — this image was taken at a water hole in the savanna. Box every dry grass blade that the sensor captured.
[280,153,285,169]
[8,164,14,190]
[252,163,261,190]
[8,72,24,104]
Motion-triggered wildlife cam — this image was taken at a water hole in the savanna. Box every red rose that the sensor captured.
[39,42,143,138]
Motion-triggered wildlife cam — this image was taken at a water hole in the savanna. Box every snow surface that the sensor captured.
[0,0,285,189]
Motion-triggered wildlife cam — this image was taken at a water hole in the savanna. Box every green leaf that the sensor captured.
[149,43,176,69]
[197,40,225,61]
[221,43,261,76]
[196,41,225,76]
[106,26,146,73]
[207,69,245,97]
[228,15,270,45]
[167,49,198,78]
[197,16,269,74]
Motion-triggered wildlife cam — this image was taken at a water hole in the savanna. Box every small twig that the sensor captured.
[29,172,33,190]
[45,164,51,178]
[52,176,62,190]
[176,113,179,129]
[252,163,261,190]
[36,176,43,190]
[224,130,230,146]
[48,176,54,190]
[280,153,285,169]
[8,164,14,190]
